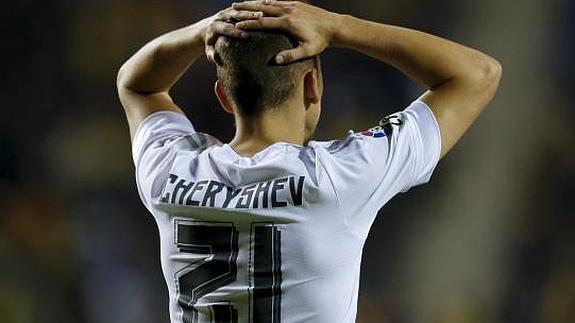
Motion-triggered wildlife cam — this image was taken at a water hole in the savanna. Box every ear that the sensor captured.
[303,68,321,107]
[214,80,234,115]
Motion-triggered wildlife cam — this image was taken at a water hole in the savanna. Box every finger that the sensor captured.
[235,17,285,30]
[234,0,293,6]
[267,1,298,6]
[232,1,285,16]
[209,21,248,42]
[232,0,270,6]
[205,46,216,64]
[234,10,264,21]
[218,9,264,22]
[275,45,313,64]
[206,45,225,66]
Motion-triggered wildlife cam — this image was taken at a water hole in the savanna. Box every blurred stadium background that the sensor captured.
[1,0,574,322]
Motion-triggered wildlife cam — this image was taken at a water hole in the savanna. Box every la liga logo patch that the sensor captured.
[361,115,404,138]
[362,126,388,138]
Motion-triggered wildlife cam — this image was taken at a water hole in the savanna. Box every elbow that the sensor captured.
[469,54,503,91]
[482,56,503,86]
[116,62,143,95]
[116,63,130,91]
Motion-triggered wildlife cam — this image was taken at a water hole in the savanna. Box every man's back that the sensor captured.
[133,100,440,322]
[118,2,500,321]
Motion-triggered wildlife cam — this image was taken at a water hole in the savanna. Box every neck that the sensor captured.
[229,105,305,157]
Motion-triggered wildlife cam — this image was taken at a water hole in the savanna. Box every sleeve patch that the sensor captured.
[361,114,405,138]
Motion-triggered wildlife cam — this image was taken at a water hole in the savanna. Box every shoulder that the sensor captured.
[309,131,362,155]
[132,110,221,164]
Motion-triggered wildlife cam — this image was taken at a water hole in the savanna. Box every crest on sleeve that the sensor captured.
[361,114,404,138]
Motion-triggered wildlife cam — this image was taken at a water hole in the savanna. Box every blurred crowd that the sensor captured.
[1,0,574,322]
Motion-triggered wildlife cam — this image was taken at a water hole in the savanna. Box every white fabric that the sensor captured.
[132,100,441,323]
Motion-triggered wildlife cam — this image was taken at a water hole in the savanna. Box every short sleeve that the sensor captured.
[132,111,195,165]
[131,111,196,210]
[316,100,441,236]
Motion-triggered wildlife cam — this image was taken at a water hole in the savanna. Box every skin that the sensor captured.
[118,0,502,158]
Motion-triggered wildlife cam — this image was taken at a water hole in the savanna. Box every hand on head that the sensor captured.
[203,7,264,63]
[204,1,338,65]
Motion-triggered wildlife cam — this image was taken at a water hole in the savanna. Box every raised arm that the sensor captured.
[233,0,502,158]
[117,8,262,140]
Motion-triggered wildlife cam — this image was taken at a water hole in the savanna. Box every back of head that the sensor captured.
[215,31,318,117]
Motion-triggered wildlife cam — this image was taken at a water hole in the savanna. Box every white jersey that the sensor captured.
[132,100,441,323]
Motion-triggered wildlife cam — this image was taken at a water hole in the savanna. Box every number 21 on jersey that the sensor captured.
[174,220,282,323]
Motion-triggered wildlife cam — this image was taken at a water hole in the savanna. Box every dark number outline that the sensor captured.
[175,221,239,323]
[250,223,282,323]
[174,220,282,323]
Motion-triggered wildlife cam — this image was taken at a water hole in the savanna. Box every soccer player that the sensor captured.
[117,1,501,322]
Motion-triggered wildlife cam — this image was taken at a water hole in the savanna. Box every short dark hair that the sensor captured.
[215,31,318,117]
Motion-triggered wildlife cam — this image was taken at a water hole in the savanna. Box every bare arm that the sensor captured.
[233,0,502,158]
[117,9,262,141]
[333,17,502,158]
